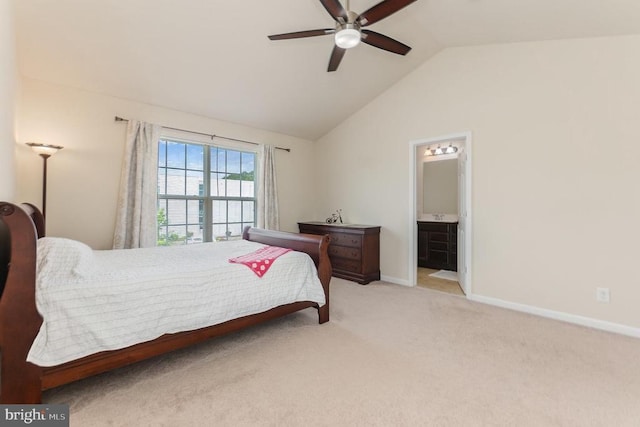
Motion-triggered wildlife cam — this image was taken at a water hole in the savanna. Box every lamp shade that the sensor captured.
[26,142,64,157]
[335,28,361,49]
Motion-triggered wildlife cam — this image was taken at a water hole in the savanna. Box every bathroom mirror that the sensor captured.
[423,159,458,214]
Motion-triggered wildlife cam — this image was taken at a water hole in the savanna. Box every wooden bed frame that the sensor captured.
[0,202,332,404]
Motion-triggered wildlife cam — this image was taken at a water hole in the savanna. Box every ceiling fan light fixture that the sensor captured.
[335,27,361,49]
[268,0,417,72]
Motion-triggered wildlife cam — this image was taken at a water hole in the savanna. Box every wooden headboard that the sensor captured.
[0,221,9,298]
[0,203,44,299]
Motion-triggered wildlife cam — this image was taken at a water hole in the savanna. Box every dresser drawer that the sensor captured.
[331,257,362,273]
[417,222,449,233]
[430,241,448,251]
[430,232,449,242]
[428,250,449,264]
[329,245,362,260]
[328,233,362,248]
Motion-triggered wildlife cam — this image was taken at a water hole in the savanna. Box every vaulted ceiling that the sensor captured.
[13,0,640,140]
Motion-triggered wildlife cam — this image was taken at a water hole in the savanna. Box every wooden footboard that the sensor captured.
[242,226,331,323]
[0,202,331,404]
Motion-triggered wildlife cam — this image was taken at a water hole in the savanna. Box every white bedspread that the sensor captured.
[28,238,326,367]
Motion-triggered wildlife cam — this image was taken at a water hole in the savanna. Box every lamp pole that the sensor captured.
[40,153,51,218]
[26,142,64,219]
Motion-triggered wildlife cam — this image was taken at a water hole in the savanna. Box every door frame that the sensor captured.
[409,131,473,295]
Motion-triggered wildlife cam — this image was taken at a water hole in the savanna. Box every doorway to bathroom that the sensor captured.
[409,132,472,296]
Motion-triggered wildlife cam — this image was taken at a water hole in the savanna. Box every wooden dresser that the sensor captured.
[298,222,380,285]
[417,221,457,271]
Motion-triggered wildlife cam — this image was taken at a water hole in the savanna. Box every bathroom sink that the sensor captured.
[419,214,459,223]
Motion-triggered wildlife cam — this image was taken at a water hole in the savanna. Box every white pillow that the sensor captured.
[37,237,95,283]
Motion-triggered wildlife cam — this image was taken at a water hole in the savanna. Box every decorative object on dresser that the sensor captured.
[325,209,343,224]
[417,221,457,271]
[299,221,380,285]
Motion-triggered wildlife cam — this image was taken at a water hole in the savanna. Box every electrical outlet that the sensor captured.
[596,287,610,303]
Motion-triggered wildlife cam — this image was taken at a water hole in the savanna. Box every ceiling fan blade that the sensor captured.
[357,0,417,27]
[268,29,335,40]
[327,45,346,72]
[361,30,411,55]
[319,0,348,22]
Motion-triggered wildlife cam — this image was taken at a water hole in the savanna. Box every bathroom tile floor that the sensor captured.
[417,267,465,296]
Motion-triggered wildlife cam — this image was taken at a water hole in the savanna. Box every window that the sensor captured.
[157,139,256,245]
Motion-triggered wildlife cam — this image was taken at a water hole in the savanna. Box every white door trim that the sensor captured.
[409,131,473,296]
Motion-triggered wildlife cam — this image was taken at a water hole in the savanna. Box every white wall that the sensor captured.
[17,78,317,249]
[0,0,17,201]
[314,35,640,329]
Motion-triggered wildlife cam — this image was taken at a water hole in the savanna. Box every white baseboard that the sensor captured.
[377,276,639,338]
[380,275,410,287]
[469,293,640,339]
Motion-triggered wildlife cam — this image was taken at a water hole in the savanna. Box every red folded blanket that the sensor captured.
[229,245,292,277]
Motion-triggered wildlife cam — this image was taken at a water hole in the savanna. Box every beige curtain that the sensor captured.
[257,144,279,230]
[113,120,160,249]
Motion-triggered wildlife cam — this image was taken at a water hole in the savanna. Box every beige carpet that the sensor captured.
[45,279,640,426]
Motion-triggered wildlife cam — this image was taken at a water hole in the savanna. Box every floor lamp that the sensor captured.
[26,142,64,219]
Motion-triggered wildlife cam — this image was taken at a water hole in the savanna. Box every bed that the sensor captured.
[0,202,331,404]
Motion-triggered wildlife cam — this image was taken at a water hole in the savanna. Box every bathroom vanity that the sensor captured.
[417,219,457,271]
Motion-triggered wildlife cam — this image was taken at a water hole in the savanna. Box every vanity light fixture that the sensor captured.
[424,143,459,157]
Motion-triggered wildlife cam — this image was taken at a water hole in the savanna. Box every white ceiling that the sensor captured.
[13,0,640,140]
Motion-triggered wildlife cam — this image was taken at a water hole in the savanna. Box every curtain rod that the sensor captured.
[114,116,291,152]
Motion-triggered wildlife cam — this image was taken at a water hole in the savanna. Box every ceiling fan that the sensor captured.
[268,0,417,72]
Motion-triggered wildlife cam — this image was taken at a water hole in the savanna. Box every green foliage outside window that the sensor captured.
[223,171,254,181]
[157,208,187,246]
